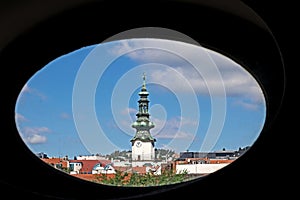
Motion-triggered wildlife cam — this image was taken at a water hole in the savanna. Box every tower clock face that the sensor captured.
[135,141,142,148]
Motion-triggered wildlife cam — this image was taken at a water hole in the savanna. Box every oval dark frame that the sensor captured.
[0,0,286,199]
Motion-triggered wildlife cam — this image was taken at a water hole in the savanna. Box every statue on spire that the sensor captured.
[142,72,147,91]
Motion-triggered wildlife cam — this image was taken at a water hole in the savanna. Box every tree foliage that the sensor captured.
[94,168,189,187]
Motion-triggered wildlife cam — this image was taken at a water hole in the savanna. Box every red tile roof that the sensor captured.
[209,159,234,164]
[132,166,147,174]
[41,158,68,168]
[69,159,111,173]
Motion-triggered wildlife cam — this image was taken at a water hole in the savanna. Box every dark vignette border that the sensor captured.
[0,0,287,199]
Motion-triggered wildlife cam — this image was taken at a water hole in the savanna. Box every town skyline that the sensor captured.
[15,38,266,159]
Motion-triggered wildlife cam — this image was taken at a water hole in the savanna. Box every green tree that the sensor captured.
[95,168,189,187]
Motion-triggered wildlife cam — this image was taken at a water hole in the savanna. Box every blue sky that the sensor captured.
[15,38,266,158]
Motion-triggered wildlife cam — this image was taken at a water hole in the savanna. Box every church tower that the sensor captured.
[131,73,156,162]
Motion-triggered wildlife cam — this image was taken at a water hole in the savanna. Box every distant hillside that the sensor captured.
[105,149,176,161]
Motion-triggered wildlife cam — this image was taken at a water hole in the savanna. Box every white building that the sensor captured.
[176,163,230,175]
[75,155,106,160]
[92,163,116,174]
[69,162,82,174]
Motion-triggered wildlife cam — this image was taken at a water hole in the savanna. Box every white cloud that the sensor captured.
[109,39,188,64]
[152,116,197,140]
[155,130,194,139]
[109,39,265,107]
[180,116,198,126]
[15,113,28,122]
[21,84,31,93]
[121,107,137,115]
[114,107,198,140]
[21,126,51,144]
[25,134,47,144]
[19,84,47,100]
[149,64,264,103]
[233,100,262,111]
[149,66,206,94]
[23,126,51,135]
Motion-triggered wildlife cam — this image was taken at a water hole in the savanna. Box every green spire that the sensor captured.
[130,72,156,143]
